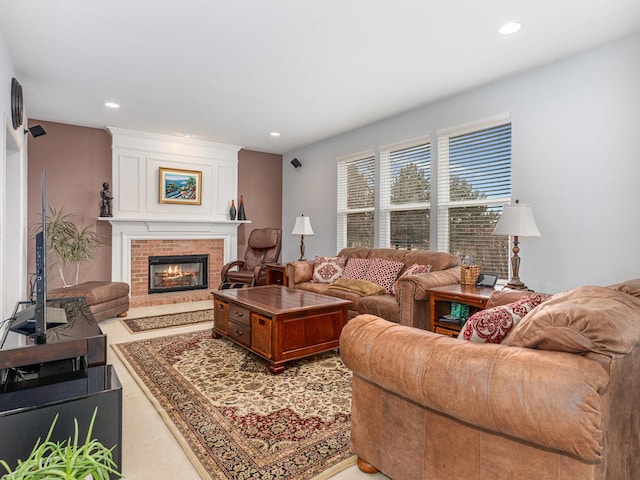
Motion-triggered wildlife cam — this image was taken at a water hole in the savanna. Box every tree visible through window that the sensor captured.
[438,120,511,278]
[381,139,430,250]
[338,153,375,248]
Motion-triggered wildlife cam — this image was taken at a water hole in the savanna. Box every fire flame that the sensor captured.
[165,264,182,276]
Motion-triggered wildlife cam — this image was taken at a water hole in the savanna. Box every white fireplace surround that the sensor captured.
[105,129,248,286]
[107,218,243,286]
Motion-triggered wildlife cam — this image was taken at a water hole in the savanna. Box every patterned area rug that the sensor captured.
[113,331,354,480]
[120,309,213,333]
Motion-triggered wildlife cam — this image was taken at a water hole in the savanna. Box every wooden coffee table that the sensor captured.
[211,285,351,374]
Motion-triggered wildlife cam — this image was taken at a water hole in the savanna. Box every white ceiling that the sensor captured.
[1,1,639,154]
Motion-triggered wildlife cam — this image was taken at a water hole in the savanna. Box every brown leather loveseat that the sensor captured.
[340,280,640,480]
[286,248,460,327]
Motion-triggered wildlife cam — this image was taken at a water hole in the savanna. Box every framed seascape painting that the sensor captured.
[158,167,202,205]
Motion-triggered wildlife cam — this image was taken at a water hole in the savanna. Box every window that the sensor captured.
[437,117,511,278]
[336,115,512,278]
[380,138,431,250]
[337,152,375,248]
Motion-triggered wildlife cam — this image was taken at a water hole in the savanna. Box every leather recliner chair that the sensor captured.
[220,228,282,288]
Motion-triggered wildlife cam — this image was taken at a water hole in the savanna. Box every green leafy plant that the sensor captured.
[33,207,102,287]
[0,408,120,480]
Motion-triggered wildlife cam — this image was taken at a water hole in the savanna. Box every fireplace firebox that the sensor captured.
[148,254,209,294]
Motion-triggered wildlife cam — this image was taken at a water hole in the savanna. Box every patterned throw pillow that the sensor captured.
[362,258,405,295]
[311,255,347,283]
[391,263,432,295]
[341,258,374,280]
[458,294,546,343]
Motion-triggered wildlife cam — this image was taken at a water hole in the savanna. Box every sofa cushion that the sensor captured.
[337,247,372,260]
[391,263,431,295]
[342,258,374,280]
[363,258,404,294]
[356,294,401,322]
[311,255,346,283]
[294,281,362,304]
[367,248,409,263]
[328,278,385,297]
[458,294,546,343]
[503,285,640,357]
[486,289,551,309]
[608,278,640,298]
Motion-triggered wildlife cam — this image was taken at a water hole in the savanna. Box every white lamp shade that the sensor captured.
[292,216,314,236]
[493,203,541,237]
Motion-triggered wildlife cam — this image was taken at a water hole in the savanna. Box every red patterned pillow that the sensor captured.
[341,258,373,280]
[391,263,432,295]
[363,258,405,295]
[311,255,347,283]
[458,294,546,343]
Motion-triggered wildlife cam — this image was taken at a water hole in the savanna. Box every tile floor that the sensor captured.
[100,300,390,480]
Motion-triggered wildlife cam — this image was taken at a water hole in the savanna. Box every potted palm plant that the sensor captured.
[0,408,120,479]
[35,208,102,287]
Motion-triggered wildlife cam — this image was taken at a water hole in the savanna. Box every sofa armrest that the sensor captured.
[393,265,460,328]
[285,260,314,287]
[340,314,609,462]
[220,260,245,282]
[395,265,461,301]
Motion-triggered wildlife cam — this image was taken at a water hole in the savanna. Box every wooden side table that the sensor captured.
[427,284,495,337]
[265,263,288,286]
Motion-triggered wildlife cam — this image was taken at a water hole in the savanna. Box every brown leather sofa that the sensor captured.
[286,248,460,327]
[340,281,640,480]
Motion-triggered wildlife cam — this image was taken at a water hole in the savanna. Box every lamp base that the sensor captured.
[504,279,531,291]
[298,235,306,261]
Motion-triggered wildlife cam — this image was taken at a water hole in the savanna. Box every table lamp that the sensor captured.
[493,199,541,290]
[292,215,314,261]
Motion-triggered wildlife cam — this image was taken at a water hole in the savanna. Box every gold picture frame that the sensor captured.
[158,167,202,205]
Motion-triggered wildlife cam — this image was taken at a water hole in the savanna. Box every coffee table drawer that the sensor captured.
[229,304,251,326]
[229,319,251,347]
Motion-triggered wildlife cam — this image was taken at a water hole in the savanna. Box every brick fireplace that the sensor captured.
[107,218,242,308]
[105,128,246,308]
[129,239,223,307]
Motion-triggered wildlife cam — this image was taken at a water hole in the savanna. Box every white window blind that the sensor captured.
[380,138,431,250]
[337,152,375,249]
[437,119,511,278]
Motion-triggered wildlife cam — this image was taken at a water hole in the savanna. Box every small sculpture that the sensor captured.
[100,182,113,217]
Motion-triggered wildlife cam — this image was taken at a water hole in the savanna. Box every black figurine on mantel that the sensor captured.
[100,182,113,217]
[238,195,247,221]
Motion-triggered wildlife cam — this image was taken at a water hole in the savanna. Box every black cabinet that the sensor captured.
[0,365,123,474]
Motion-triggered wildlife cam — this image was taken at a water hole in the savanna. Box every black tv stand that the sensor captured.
[0,301,122,475]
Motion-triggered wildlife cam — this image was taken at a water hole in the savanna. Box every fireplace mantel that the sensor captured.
[103,217,250,286]
[105,129,247,292]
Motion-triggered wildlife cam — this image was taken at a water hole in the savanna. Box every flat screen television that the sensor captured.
[5,171,50,345]
[33,171,48,343]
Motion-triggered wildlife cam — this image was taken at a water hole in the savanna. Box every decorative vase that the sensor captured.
[238,195,247,221]
[229,200,237,220]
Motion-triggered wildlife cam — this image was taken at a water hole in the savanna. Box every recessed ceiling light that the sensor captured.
[183,133,192,138]
[104,102,120,109]
[499,22,522,35]
[270,132,281,137]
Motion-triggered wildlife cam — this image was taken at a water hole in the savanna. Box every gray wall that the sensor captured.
[282,33,640,294]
